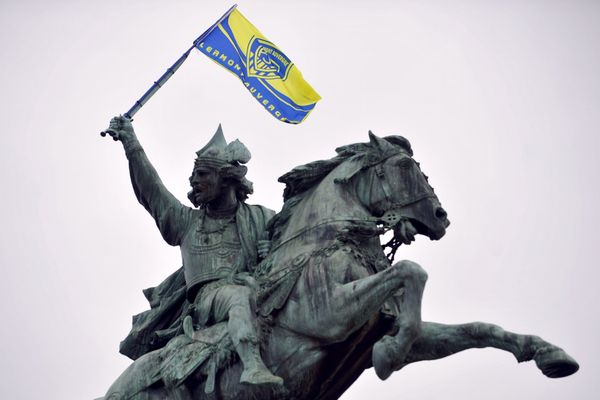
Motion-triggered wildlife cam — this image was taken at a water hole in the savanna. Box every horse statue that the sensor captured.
[103,132,578,400]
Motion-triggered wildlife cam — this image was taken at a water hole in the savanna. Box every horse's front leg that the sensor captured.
[371,260,428,380]
[396,321,579,378]
[324,259,426,344]
[279,259,423,345]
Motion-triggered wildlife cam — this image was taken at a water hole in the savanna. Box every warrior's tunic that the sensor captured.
[182,213,242,298]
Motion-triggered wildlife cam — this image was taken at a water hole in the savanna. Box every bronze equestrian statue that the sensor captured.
[100,118,579,399]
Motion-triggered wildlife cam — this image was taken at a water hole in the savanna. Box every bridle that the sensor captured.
[373,156,437,211]
[372,156,438,263]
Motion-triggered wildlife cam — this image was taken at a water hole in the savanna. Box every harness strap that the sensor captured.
[375,164,394,201]
[271,217,379,253]
[271,207,415,253]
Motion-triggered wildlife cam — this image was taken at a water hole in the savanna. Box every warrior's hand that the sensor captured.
[257,239,272,259]
[233,273,258,293]
[101,115,137,143]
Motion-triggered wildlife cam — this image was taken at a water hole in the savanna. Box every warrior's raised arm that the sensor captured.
[103,116,190,246]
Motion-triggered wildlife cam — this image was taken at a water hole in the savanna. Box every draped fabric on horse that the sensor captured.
[120,203,274,360]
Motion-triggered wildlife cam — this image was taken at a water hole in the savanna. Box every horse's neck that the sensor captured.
[279,164,371,249]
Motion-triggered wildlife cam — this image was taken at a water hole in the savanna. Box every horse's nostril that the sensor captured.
[435,207,447,220]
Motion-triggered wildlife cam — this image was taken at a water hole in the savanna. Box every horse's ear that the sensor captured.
[368,130,378,142]
[368,130,396,155]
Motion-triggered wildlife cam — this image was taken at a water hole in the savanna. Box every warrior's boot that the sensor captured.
[237,339,284,386]
[183,316,283,386]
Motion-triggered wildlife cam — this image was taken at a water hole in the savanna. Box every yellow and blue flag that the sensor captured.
[194,5,321,124]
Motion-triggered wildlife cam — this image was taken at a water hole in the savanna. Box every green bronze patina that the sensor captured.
[100,117,579,400]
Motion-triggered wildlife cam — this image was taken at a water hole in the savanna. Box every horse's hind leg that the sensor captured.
[397,321,579,378]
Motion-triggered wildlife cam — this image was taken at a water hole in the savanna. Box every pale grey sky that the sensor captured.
[0,0,598,399]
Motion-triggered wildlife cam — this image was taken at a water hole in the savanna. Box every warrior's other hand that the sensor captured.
[257,240,272,259]
[102,116,136,143]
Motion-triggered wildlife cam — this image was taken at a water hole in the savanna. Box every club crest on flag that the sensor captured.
[247,37,293,80]
[193,5,321,124]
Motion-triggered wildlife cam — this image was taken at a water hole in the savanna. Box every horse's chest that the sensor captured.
[292,246,371,298]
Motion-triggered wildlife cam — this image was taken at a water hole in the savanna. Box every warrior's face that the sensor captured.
[189,166,224,206]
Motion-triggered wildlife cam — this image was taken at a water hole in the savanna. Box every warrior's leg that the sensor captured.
[397,321,579,378]
[217,285,284,386]
[372,261,428,380]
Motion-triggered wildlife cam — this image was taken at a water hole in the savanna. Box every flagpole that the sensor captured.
[101,44,195,137]
[101,4,238,138]
[126,44,196,120]
[119,4,238,121]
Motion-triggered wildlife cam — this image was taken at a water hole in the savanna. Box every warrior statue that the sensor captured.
[103,116,283,387]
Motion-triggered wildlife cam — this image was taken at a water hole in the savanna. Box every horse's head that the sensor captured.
[272,132,449,257]
[336,132,449,246]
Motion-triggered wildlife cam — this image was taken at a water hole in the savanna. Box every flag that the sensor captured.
[194,5,321,124]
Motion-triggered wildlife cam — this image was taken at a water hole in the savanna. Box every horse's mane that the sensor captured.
[269,135,412,245]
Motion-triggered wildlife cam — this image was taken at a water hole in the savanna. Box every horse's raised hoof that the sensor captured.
[372,336,404,380]
[533,347,579,378]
